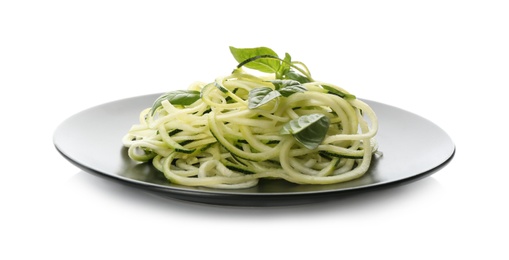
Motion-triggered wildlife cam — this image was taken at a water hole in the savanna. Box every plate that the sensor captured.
[54,93,455,206]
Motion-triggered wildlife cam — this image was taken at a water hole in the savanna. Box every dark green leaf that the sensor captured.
[283,69,311,83]
[248,87,281,109]
[270,79,301,89]
[280,114,330,149]
[277,53,292,79]
[278,84,307,97]
[151,90,201,115]
[229,46,281,73]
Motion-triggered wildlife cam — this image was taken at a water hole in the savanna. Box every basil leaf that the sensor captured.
[229,46,281,73]
[248,87,281,109]
[322,85,356,99]
[151,90,201,115]
[278,84,307,97]
[280,114,330,149]
[277,53,292,79]
[283,69,311,83]
[270,79,301,90]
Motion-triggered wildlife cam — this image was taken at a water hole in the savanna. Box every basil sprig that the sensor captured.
[248,87,281,109]
[248,80,307,109]
[280,114,330,149]
[229,46,312,82]
[229,46,280,74]
[150,90,200,115]
[272,80,307,97]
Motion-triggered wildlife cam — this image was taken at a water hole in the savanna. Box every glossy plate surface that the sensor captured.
[54,94,455,206]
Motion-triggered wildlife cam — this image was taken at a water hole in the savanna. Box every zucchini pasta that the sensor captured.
[122,47,378,189]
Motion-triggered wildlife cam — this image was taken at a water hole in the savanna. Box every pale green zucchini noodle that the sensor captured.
[122,69,378,189]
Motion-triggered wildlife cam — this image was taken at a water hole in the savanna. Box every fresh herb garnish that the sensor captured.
[280,114,330,149]
[229,46,281,74]
[275,81,307,97]
[247,81,307,109]
[248,87,281,109]
[229,46,312,83]
[151,90,200,115]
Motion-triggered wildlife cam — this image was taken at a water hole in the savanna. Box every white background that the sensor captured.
[1,0,508,259]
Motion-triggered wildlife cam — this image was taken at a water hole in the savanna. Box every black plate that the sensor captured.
[54,93,455,206]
